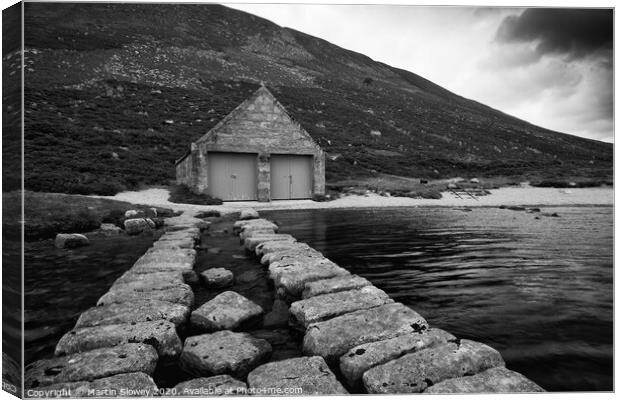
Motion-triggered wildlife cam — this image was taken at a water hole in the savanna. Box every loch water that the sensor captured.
[262,206,613,392]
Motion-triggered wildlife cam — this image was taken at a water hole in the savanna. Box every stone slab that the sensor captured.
[362,339,505,393]
[55,320,182,358]
[114,270,186,286]
[200,268,234,288]
[424,366,544,393]
[255,240,309,256]
[173,375,247,396]
[190,291,263,332]
[25,344,157,388]
[290,286,393,329]
[247,356,348,395]
[97,283,194,307]
[269,258,350,298]
[244,234,295,251]
[239,209,260,220]
[75,300,190,329]
[180,331,272,379]
[303,303,428,363]
[302,275,372,299]
[239,226,276,241]
[128,261,195,274]
[261,247,323,265]
[339,328,456,387]
[233,219,277,235]
[30,372,158,397]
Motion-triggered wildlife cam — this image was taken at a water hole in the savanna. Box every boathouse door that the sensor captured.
[208,152,257,201]
[270,155,313,200]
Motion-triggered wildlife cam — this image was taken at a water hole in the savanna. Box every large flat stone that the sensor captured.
[173,375,247,396]
[25,344,157,388]
[269,258,350,298]
[30,372,158,397]
[128,260,195,274]
[200,268,234,288]
[239,209,260,220]
[255,240,309,256]
[55,320,182,358]
[290,286,393,329]
[302,275,372,299]
[362,340,505,393]
[97,283,194,307]
[180,331,272,379]
[190,291,263,332]
[247,356,348,395]
[424,366,544,393]
[109,279,186,292]
[339,328,456,387]
[239,227,276,241]
[303,303,428,363]
[244,234,295,251]
[75,300,190,329]
[114,270,186,286]
[261,247,323,265]
[233,219,278,235]
[151,239,195,250]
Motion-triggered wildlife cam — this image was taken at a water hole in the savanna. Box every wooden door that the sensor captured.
[208,152,257,201]
[270,155,313,200]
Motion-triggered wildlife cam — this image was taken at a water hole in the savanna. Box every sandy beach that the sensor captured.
[94,186,614,215]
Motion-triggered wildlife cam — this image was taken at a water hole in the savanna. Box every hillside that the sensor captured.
[4,3,612,195]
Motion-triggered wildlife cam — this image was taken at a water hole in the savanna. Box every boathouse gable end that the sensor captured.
[175,86,325,202]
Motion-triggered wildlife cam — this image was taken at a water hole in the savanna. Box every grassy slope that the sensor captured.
[6,3,612,195]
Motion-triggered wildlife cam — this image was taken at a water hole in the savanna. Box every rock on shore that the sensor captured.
[54,233,89,249]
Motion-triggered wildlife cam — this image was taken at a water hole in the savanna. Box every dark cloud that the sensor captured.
[496,9,612,60]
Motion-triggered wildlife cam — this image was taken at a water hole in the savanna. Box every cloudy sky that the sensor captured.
[228,3,613,143]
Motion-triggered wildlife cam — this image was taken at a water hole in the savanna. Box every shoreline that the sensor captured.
[90,187,614,215]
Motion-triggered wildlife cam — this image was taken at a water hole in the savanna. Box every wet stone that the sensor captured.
[362,339,505,394]
[261,247,323,265]
[290,286,393,329]
[239,209,260,220]
[303,303,428,363]
[97,282,194,307]
[233,219,277,235]
[269,258,350,298]
[244,234,295,252]
[200,268,234,288]
[55,320,183,358]
[255,240,308,256]
[128,261,195,275]
[114,270,185,286]
[302,274,372,299]
[191,291,263,332]
[75,300,190,329]
[339,328,456,387]
[424,366,544,393]
[239,227,276,241]
[25,343,157,388]
[173,375,247,396]
[180,331,272,379]
[31,372,158,397]
[247,356,348,395]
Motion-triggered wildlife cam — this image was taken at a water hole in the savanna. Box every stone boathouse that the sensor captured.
[175,86,325,202]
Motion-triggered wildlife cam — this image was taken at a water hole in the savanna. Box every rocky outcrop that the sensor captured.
[247,356,348,395]
[362,340,505,393]
[54,233,89,249]
[25,344,158,388]
[200,268,234,288]
[173,375,247,396]
[75,300,190,329]
[31,372,158,397]
[180,331,272,378]
[424,366,544,393]
[290,286,392,329]
[301,274,371,299]
[191,291,263,332]
[339,328,456,387]
[55,320,183,358]
[303,303,428,363]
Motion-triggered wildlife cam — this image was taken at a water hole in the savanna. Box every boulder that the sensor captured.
[247,357,348,395]
[173,375,247,396]
[152,238,196,250]
[25,344,157,388]
[97,282,194,307]
[55,320,183,358]
[124,218,152,235]
[261,247,322,265]
[269,258,350,298]
[239,227,277,241]
[290,286,393,329]
[339,328,456,387]
[129,261,195,275]
[256,241,311,256]
[97,223,123,236]
[239,209,260,220]
[362,340,505,393]
[199,268,232,288]
[145,218,156,229]
[75,300,190,329]
[190,291,263,332]
[31,372,158,397]
[302,275,371,299]
[244,234,296,252]
[424,366,544,393]
[124,210,141,218]
[54,234,89,249]
[180,331,272,378]
[233,218,277,234]
[303,303,428,363]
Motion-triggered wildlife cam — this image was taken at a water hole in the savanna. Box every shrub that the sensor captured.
[168,185,223,205]
[195,210,221,218]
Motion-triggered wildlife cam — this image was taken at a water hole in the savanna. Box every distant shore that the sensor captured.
[93,186,613,215]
